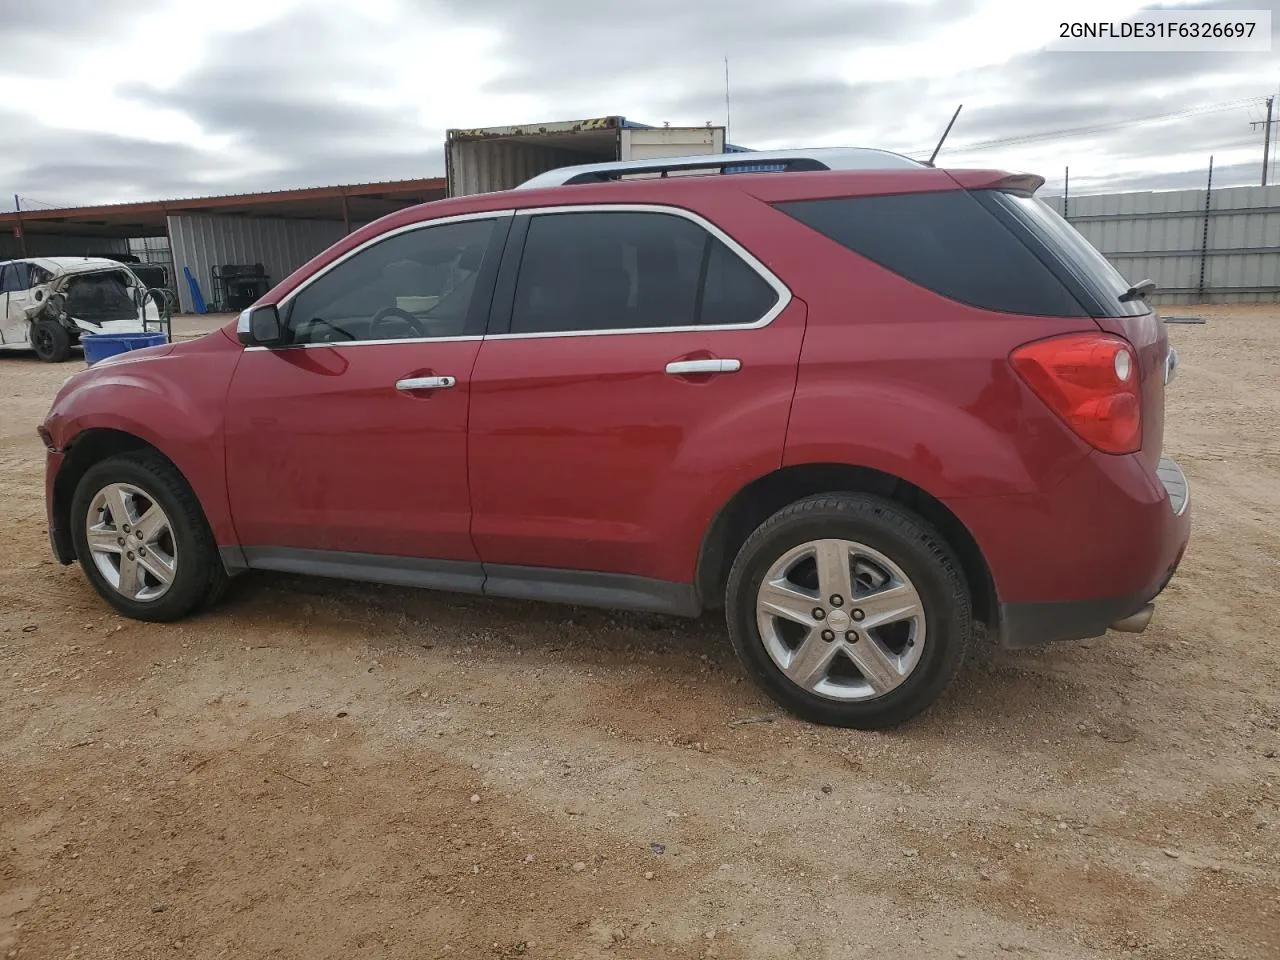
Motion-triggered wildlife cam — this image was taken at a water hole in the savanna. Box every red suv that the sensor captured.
[39,149,1190,729]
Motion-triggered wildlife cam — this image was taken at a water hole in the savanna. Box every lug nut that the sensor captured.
[136,530,144,539]
[830,595,844,607]
[126,552,135,560]
[122,524,131,533]
[138,548,147,557]
[116,537,125,546]
[821,629,835,642]
[812,608,826,620]
[845,630,858,642]
[852,609,865,621]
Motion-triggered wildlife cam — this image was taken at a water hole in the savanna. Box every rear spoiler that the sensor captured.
[946,170,1046,194]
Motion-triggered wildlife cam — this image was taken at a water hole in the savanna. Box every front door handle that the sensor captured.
[665,358,741,376]
[396,375,456,391]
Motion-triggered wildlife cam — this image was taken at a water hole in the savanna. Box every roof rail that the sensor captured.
[513,147,926,190]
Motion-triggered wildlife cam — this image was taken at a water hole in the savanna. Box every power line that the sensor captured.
[14,194,65,210]
[900,97,1266,158]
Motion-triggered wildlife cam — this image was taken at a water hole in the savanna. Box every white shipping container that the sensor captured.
[445,117,731,197]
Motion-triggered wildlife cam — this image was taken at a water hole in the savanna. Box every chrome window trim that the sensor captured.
[487,203,791,341]
[244,209,514,352]
[241,202,792,352]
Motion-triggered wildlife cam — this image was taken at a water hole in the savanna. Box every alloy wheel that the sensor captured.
[85,482,178,602]
[755,538,926,701]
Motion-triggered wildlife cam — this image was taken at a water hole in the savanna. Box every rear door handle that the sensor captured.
[665,359,741,376]
[396,375,456,391]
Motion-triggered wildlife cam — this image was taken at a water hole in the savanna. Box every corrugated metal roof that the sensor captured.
[0,177,447,217]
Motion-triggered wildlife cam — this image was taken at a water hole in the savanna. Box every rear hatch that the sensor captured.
[973,187,1168,470]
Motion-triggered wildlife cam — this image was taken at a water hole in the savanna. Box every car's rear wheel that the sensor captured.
[70,452,228,622]
[725,494,972,729]
[32,320,71,363]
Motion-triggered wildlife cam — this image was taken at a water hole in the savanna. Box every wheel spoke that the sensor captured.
[854,580,924,630]
[758,577,818,626]
[841,635,902,694]
[137,550,175,586]
[105,484,135,528]
[134,505,168,544]
[116,551,142,600]
[814,540,854,604]
[784,628,841,689]
[85,527,122,555]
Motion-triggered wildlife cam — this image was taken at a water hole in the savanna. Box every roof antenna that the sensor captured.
[724,56,732,147]
[927,103,963,167]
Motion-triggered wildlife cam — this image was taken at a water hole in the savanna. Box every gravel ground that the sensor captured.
[1,306,1277,959]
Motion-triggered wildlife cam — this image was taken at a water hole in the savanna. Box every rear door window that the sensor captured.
[773,191,1088,317]
[507,210,780,335]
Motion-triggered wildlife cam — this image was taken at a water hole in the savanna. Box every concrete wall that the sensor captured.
[166,214,351,313]
[1044,184,1280,305]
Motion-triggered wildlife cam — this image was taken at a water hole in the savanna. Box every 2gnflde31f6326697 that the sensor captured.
[38,148,1191,729]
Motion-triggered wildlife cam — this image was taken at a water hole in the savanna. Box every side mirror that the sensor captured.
[237,304,285,347]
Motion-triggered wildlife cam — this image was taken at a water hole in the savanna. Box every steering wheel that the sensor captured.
[369,306,427,340]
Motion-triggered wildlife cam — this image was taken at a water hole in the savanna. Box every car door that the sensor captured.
[223,213,510,578]
[467,204,807,597]
[0,263,31,344]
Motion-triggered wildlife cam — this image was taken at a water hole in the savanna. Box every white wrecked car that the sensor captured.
[0,257,161,363]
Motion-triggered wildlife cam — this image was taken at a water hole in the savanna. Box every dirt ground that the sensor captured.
[1,306,1277,960]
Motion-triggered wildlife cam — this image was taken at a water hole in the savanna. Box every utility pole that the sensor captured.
[724,57,731,147]
[1251,96,1274,186]
[12,194,27,257]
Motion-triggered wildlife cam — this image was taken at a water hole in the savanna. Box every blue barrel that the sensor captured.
[81,331,170,366]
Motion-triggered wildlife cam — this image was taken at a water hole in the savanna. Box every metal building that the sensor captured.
[1045,183,1280,304]
[0,179,446,313]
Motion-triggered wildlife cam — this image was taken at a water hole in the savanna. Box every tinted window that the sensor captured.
[701,238,780,327]
[1,263,28,292]
[773,191,1088,317]
[509,211,778,335]
[286,218,496,344]
[982,190,1151,317]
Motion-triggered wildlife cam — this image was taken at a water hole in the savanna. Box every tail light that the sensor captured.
[1010,332,1141,454]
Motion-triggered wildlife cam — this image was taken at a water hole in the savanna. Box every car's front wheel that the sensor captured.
[70,452,228,622]
[725,494,972,729]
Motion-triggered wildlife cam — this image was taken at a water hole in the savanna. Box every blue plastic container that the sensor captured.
[81,331,170,366]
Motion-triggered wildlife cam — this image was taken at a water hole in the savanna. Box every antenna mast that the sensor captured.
[927,103,963,167]
[724,57,732,146]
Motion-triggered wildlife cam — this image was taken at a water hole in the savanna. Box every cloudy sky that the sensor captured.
[0,0,1276,210]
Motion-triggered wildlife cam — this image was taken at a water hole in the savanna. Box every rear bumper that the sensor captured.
[966,454,1191,649]
[998,554,1182,648]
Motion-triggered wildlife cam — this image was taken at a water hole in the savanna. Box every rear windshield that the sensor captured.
[980,190,1151,318]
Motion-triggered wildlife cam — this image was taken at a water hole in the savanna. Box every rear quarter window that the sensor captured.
[772,191,1088,317]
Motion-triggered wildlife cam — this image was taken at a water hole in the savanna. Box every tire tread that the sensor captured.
[70,450,228,622]
[725,493,972,729]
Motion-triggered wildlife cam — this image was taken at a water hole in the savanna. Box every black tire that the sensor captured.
[32,320,71,363]
[725,494,972,730]
[69,451,229,622]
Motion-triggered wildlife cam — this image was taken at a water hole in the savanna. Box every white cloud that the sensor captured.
[0,0,1275,206]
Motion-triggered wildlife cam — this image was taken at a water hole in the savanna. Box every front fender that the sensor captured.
[44,335,243,545]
